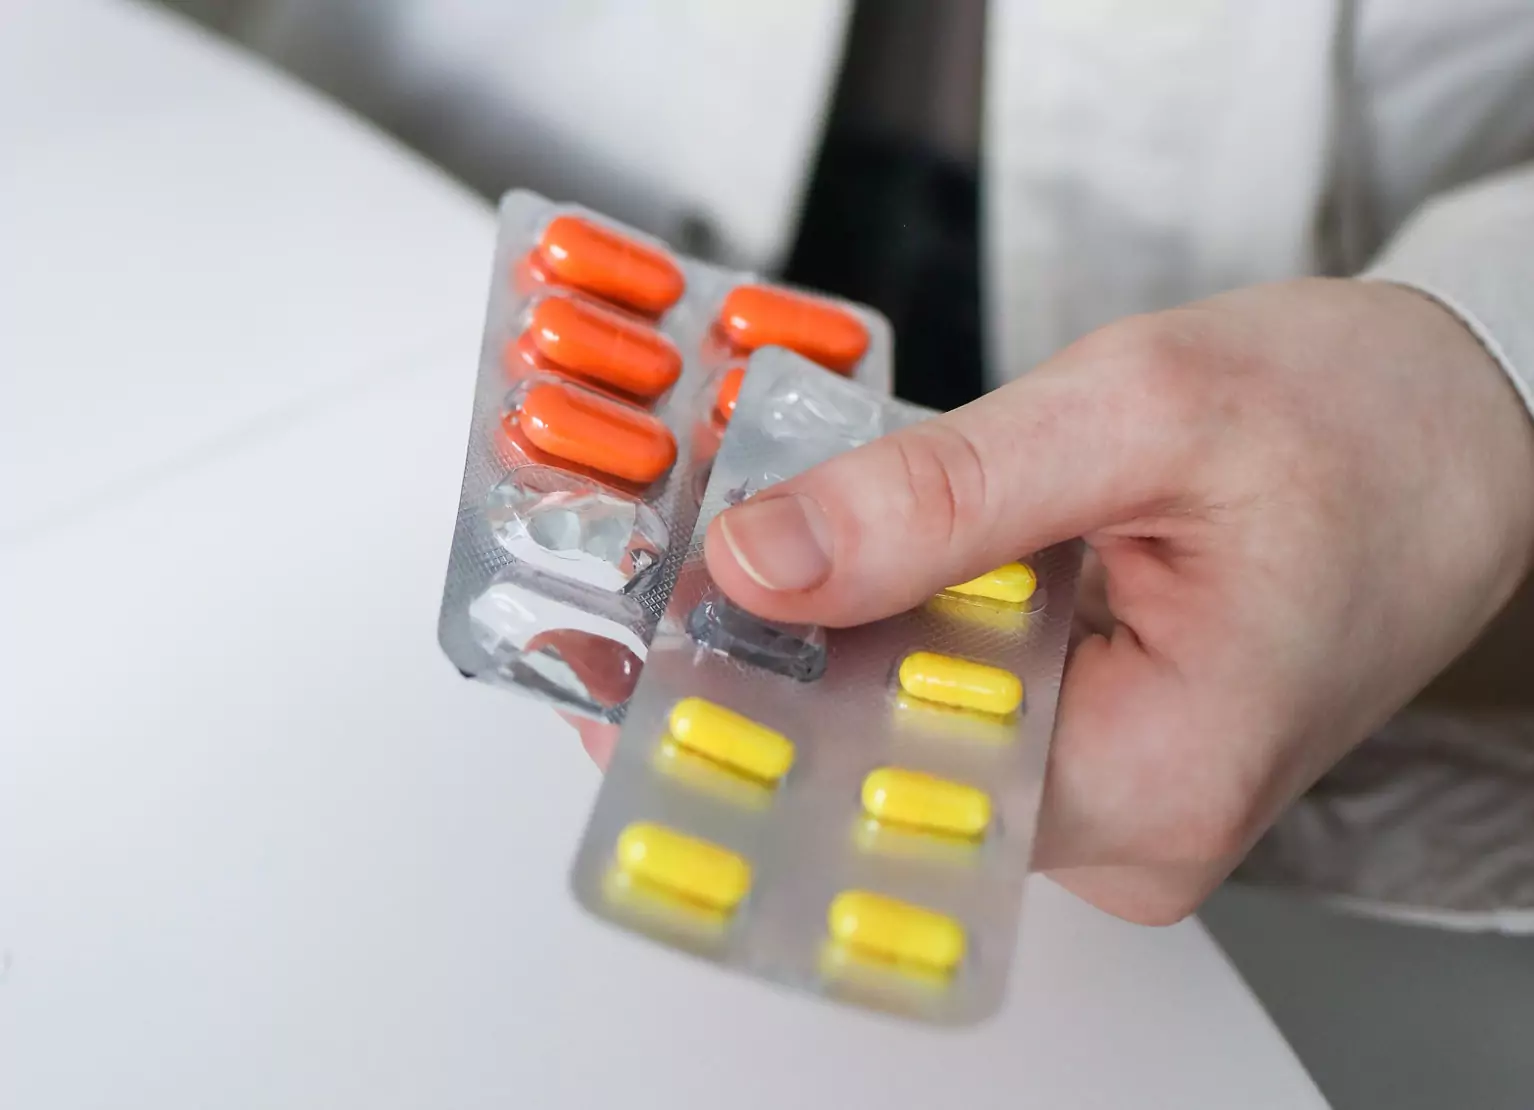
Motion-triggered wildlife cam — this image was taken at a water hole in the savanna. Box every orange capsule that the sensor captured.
[509,380,677,485]
[526,296,682,400]
[717,284,869,374]
[534,215,686,316]
[714,366,745,422]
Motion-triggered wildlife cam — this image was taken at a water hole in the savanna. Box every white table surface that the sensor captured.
[0,2,1326,1106]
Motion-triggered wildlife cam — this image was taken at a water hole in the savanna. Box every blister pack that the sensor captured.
[438,192,893,722]
[569,349,1081,1026]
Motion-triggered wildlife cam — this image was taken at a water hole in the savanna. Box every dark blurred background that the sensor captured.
[783,0,986,412]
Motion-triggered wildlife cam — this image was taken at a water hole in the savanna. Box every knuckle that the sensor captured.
[885,422,990,555]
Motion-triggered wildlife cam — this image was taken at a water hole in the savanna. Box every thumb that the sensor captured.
[703,332,1184,626]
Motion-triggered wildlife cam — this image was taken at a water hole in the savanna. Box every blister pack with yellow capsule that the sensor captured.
[569,349,1081,1026]
[437,191,893,724]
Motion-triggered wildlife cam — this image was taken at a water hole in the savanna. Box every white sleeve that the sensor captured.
[1364,163,1534,419]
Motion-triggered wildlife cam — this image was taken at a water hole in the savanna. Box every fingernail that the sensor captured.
[718,493,834,592]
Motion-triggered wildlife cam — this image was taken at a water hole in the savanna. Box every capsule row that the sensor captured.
[498,368,755,489]
[664,697,993,835]
[525,213,871,392]
[500,332,865,496]
[509,286,864,411]
[614,821,968,975]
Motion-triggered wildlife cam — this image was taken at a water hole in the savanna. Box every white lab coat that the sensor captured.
[236,0,1534,411]
[982,0,1534,408]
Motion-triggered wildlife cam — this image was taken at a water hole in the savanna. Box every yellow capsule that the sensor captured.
[897,652,1023,717]
[861,767,992,838]
[667,697,795,784]
[945,562,1037,605]
[827,890,966,974]
[614,822,751,913]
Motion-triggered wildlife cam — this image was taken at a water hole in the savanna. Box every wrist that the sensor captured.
[1384,282,1534,590]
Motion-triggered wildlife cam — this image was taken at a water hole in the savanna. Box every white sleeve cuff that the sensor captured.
[1363,164,1534,421]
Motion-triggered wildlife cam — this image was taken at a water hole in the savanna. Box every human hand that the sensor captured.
[690,278,1534,924]
[563,279,1534,923]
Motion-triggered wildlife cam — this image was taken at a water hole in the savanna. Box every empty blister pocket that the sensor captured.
[686,587,827,682]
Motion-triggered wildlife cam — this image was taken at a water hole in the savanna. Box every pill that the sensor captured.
[615,822,751,912]
[897,652,1023,717]
[714,366,745,422]
[861,767,992,838]
[717,284,869,373]
[526,296,682,400]
[510,380,677,485]
[535,215,685,316]
[667,696,795,784]
[946,562,1037,605]
[827,890,966,974]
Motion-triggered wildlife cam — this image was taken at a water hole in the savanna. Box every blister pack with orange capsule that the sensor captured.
[439,192,893,722]
[569,349,1082,1027]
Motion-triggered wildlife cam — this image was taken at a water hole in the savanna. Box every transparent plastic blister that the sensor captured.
[439,191,894,722]
[570,350,1082,1026]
